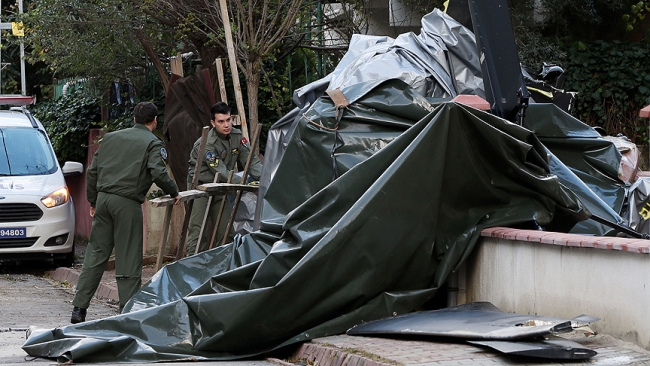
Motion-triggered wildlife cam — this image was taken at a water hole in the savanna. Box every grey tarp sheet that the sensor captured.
[522,104,625,235]
[621,177,650,234]
[293,9,484,108]
[23,79,597,363]
[291,8,624,235]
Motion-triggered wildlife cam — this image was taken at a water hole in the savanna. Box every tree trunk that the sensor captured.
[133,28,169,92]
[245,60,262,155]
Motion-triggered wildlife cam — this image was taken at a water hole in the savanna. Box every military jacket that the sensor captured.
[87,124,179,206]
[187,127,262,187]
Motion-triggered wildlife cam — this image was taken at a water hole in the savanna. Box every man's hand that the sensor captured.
[173,195,182,205]
[90,207,96,217]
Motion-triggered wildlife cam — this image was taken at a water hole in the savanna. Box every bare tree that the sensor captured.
[24,0,369,145]
[133,0,304,150]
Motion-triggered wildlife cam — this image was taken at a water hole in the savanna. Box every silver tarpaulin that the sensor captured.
[293,9,484,108]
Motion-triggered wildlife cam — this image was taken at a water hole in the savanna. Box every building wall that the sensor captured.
[366,0,426,38]
[64,129,103,239]
[464,228,650,350]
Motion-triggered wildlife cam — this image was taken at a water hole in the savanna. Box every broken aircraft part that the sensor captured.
[469,336,597,360]
[347,302,599,360]
[347,302,598,341]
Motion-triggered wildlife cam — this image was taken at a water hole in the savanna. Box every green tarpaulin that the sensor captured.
[522,104,625,235]
[24,80,600,363]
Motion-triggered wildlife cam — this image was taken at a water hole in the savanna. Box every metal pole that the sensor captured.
[19,0,25,95]
[1,0,3,94]
[317,1,322,77]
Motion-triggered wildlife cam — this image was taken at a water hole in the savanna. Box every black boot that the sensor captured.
[71,306,87,324]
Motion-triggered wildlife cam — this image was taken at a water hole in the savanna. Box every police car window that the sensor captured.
[0,127,57,176]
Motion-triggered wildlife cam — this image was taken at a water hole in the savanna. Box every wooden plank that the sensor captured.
[208,170,235,250]
[218,0,249,141]
[149,190,207,207]
[191,127,214,192]
[221,124,262,246]
[197,183,259,195]
[195,173,220,255]
[215,58,228,103]
[170,52,183,77]
[176,126,211,260]
[154,205,173,272]
[149,184,258,207]
[147,184,256,207]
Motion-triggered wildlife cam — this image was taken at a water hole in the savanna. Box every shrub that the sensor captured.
[32,88,101,164]
[561,41,650,147]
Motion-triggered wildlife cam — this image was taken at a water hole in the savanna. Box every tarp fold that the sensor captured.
[24,79,594,363]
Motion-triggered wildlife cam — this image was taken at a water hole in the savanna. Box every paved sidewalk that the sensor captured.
[292,334,650,365]
[47,267,650,366]
[47,257,159,305]
[0,272,285,366]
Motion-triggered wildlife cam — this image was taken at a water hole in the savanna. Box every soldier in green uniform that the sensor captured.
[71,102,182,324]
[186,102,262,255]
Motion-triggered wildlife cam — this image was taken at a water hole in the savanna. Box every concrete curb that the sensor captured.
[47,267,119,302]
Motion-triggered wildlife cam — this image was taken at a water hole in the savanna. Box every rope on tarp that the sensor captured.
[304,114,338,131]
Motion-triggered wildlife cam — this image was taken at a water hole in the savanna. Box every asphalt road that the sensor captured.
[0,263,284,366]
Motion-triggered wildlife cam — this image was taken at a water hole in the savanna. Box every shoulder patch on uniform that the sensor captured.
[206,151,217,163]
[241,137,248,146]
[160,147,168,161]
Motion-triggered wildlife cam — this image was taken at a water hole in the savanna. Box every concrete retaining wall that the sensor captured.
[464,227,650,350]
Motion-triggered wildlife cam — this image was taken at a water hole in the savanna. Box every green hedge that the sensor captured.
[561,40,650,146]
[32,88,102,164]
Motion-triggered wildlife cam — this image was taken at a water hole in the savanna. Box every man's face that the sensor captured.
[211,113,232,135]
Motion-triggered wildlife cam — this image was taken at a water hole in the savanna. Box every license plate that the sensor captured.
[0,228,26,238]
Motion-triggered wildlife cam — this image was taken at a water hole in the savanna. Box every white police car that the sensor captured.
[0,96,83,266]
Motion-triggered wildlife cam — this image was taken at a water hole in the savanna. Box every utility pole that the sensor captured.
[0,0,27,95]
